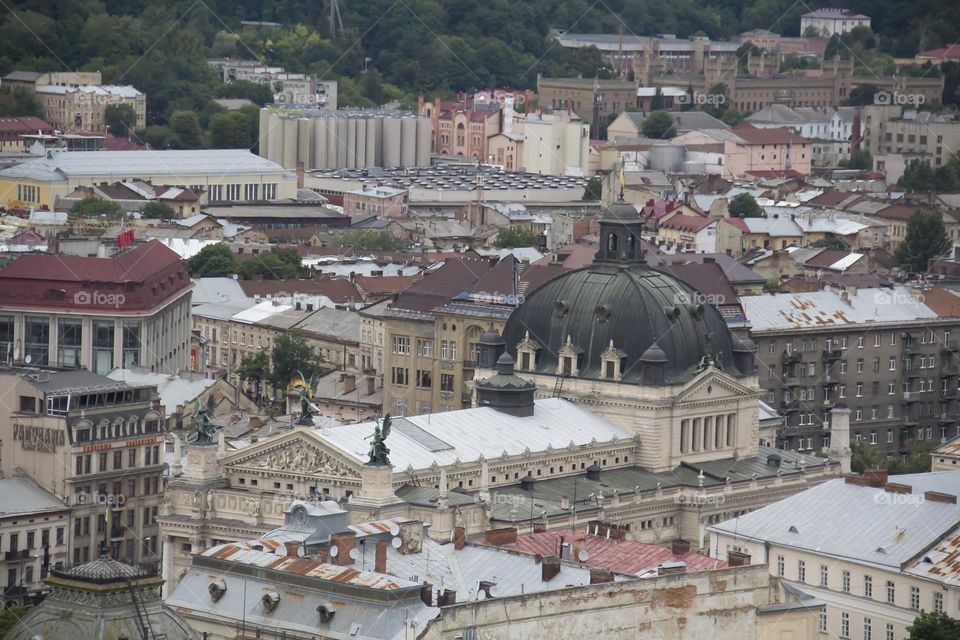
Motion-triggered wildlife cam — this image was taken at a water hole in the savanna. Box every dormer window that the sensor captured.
[516,330,541,371]
[600,341,628,381]
[557,335,583,377]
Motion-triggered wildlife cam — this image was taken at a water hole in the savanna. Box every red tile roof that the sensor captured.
[722,217,751,233]
[658,213,713,232]
[104,134,145,151]
[239,278,362,304]
[919,44,960,59]
[732,122,809,145]
[872,204,923,221]
[804,249,855,268]
[0,240,189,312]
[353,274,419,296]
[640,199,685,221]
[493,528,726,574]
[0,116,52,141]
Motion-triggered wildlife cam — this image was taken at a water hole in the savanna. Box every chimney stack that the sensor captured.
[375,538,388,573]
[925,491,957,504]
[437,589,457,606]
[420,583,433,606]
[863,469,889,488]
[542,556,561,582]
[484,527,518,546]
[453,526,466,550]
[284,541,301,558]
[672,539,690,556]
[727,550,751,566]
[343,373,356,394]
[363,376,376,396]
[329,531,356,565]
[589,569,614,584]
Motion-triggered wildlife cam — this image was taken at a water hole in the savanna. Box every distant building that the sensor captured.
[419,92,501,160]
[0,148,295,209]
[207,58,338,108]
[0,477,70,608]
[343,184,408,218]
[746,104,862,167]
[33,71,145,134]
[800,8,871,37]
[863,106,960,183]
[0,116,53,153]
[536,75,637,135]
[0,240,193,374]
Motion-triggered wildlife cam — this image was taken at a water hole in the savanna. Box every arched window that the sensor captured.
[607,233,618,252]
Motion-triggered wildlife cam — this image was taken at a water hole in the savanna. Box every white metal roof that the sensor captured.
[315,398,631,470]
[106,368,215,418]
[709,473,960,572]
[740,287,937,332]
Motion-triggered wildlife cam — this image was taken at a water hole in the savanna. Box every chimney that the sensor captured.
[363,376,376,396]
[560,495,570,510]
[329,531,356,565]
[658,561,687,576]
[453,526,466,550]
[343,373,356,394]
[420,583,433,606]
[532,521,547,533]
[559,542,571,561]
[542,556,561,582]
[296,162,305,188]
[884,482,912,494]
[925,491,957,504]
[863,469,889,488]
[727,550,751,566]
[398,521,424,555]
[436,589,457,606]
[672,539,690,556]
[572,538,586,563]
[478,580,495,598]
[375,538,388,572]
[284,541,301,558]
[317,545,330,563]
[589,569,615,584]
[484,527,518,546]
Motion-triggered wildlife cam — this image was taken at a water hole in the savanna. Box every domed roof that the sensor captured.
[601,198,642,222]
[60,554,152,582]
[502,263,745,385]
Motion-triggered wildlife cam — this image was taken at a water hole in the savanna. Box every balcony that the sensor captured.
[782,377,802,387]
[780,399,800,413]
[3,550,28,561]
[905,369,922,379]
[902,391,921,402]
[942,388,958,399]
[822,348,842,361]
[461,359,477,370]
[940,413,954,424]
[903,343,921,356]
[939,365,959,377]
[782,351,802,365]
[2,585,27,597]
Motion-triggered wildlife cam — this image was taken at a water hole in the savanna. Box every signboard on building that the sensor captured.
[13,423,66,452]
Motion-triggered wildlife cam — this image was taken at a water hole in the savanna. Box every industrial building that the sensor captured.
[259,106,431,171]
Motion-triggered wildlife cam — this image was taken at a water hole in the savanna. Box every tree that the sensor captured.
[641,110,677,139]
[582,177,602,201]
[811,237,850,250]
[0,86,42,117]
[895,210,951,273]
[840,149,873,170]
[69,197,125,220]
[239,247,310,280]
[269,332,325,392]
[0,606,26,637]
[209,112,252,148]
[238,351,271,401]
[494,226,540,248]
[168,110,204,148]
[217,79,273,106]
[905,611,960,639]
[680,83,695,112]
[728,192,763,218]
[847,84,879,106]
[850,439,880,474]
[650,86,665,111]
[900,159,936,191]
[105,103,137,138]
[185,244,239,277]
[720,108,745,126]
[142,202,176,219]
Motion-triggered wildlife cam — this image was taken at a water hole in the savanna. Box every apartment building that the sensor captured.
[342,185,408,218]
[0,240,193,375]
[710,471,960,640]
[0,478,70,609]
[800,8,871,37]
[0,368,164,568]
[864,108,960,183]
[207,58,338,108]
[33,71,145,134]
[536,75,637,135]
[742,287,960,457]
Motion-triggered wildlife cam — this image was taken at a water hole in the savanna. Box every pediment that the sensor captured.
[224,430,361,478]
[674,368,757,405]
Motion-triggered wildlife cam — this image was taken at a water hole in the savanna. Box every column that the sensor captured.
[692,418,701,452]
[161,536,175,598]
[704,416,713,451]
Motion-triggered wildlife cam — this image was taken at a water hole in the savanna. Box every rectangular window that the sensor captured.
[819,611,828,633]
[392,336,409,355]
[24,316,51,366]
[819,565,828,587]
[864,575,872,598]
[864,617,872,640]
[886,581,895,604]
[910,586,919,611]
[416,370,432,389]
[390,367,408,386]
[440,374,455,392]
[797,559,806,582]
[841,612,850,638]
[416,339,433,357]
[842,570,850,592]
[933,591,943,614]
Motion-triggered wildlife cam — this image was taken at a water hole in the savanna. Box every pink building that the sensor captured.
[418,93,501,160]
[730,123,811,177]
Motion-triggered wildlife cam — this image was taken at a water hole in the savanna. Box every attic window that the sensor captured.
[788,525,799,534]
[875,547,887,555]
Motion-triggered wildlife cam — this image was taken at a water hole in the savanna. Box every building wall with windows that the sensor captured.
[0,371,165,570]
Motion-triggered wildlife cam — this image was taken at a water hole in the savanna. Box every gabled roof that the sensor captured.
[658,213,714,232]
[731,122,809,145]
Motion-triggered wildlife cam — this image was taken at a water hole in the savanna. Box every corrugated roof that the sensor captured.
[0,477,68,516]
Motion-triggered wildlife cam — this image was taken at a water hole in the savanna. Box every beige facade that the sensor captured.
[0,370,165,569]
[34,72,146,134]
[342,185,408,218]
[536,75,637,134]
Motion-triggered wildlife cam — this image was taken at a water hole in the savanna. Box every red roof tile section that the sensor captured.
[732,122,809,144]
[492,527,726,574]
[0,116,53,141]
[0,240,189,312]
[658,213,713,232]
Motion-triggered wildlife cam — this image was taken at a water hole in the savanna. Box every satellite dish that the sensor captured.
[577,551,590,562]
[348,548,360,560]
[24,354,32,364]
[388,523,400,536]
[391,537,402,549]
[329,545,339,558]
[476,590,487,600]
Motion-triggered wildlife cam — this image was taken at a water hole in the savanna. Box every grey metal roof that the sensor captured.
[0,477,68,516]
[709,473,960,571]
[0,149,286,181]
[11,367,139,395]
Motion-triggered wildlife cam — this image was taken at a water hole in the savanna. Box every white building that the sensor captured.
[800,8,871,37]
[746,104,863,166]
[710,471,960,640]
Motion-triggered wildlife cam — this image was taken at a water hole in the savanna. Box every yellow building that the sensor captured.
[0,149,297,209]
[33,71,146,134]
